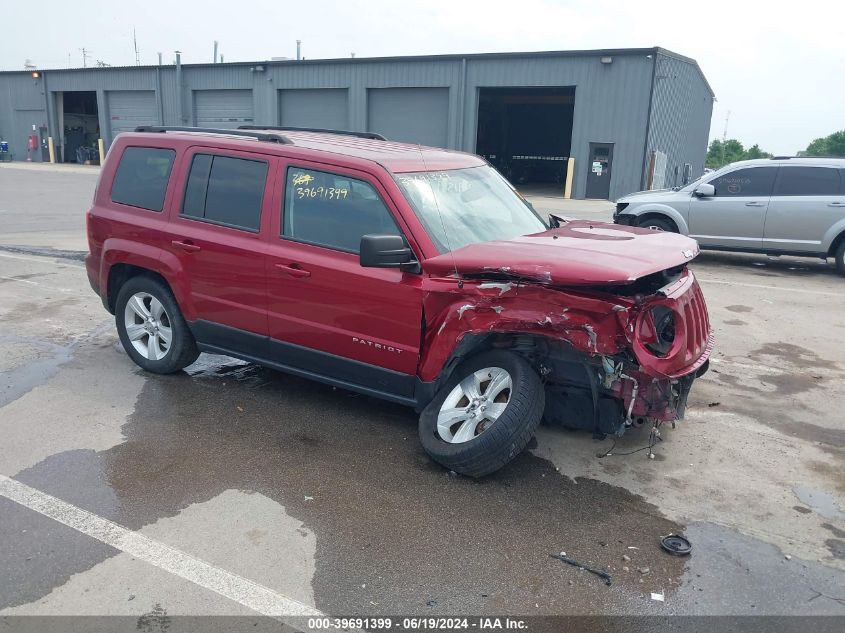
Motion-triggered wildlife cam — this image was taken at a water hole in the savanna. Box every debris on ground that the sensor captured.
[622,554,631,562]
[639,567,650,574]
[650,592,665,602]
[785,554,792,560]
[550,553,612,586]
[660,534,692,556]
[707,402,721,407]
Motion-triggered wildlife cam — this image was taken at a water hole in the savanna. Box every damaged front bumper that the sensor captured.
[543,271,714,436]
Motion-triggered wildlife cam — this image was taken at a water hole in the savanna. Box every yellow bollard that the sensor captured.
[97,139,105,165]
[563,157,575,199]
[47,137,56,163]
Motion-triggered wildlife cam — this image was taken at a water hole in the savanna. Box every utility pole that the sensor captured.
[79,48,91,68]
[133,28,140,65]
[296,40,301,61]
[213,40,218,63]
[720,110,731,166]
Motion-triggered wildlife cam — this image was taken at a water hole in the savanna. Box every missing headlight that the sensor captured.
[646,305,675,357]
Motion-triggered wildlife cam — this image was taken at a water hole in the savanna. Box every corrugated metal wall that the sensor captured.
[0,50,713,198]
[645,52,715,191]
[0,73,49,161]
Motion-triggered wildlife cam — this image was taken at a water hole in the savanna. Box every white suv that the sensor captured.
[614,157,845,275]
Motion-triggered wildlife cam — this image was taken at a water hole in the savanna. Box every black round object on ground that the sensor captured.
[661,534,692,556]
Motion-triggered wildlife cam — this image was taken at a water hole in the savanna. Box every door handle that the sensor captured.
[828,202,845,207]
[745,202,765,207]
[274,262,311,278]
[171,240,201,253]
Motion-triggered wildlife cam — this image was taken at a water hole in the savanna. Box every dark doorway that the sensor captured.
[59,91,99,163]
[476,87,574,190]
[585,142,614,199]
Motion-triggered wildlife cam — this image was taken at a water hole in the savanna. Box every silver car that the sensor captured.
[614,157,845,275]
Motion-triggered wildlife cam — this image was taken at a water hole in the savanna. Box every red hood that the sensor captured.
[422,221,700,285]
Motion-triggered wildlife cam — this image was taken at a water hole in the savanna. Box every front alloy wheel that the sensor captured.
[437,367,512,443]
[419,350,544,478]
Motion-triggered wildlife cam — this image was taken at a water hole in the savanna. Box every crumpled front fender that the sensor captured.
[418,270,713,386]
[418,278,634,383]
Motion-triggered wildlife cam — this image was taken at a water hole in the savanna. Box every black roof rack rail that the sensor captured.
[134,126,292,144]
[770,155,843,160]
[238,125,386,141]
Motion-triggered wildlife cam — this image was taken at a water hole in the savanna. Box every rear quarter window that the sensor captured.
[773,166,841,196]
[110,147,176,211]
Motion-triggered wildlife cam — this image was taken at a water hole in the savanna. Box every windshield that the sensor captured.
[395,166,547,253]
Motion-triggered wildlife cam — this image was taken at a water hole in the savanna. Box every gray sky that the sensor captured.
[6,0,843,154]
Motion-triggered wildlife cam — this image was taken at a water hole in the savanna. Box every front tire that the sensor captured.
[115,276,199,374]
[835,241,845,276]
[419,350,545,478]
[639,216,676,233]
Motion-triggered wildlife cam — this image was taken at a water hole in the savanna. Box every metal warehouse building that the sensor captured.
[0,47,713,200]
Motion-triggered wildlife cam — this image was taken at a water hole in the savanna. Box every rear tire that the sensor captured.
[835,241,845,276]
[115,276,199,374]
[419,350,544,478]
[639,216,676,233]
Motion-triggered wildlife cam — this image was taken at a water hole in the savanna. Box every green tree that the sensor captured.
[805,130,845,157]
[744,144,773,160]
[706,139,772,169]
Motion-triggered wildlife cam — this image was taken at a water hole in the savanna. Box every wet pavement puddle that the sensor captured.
[5,353,686,615]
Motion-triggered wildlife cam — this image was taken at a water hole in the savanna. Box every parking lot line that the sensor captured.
[0,474,323,619]
[696,276,842,298]
[0,252,79,268]
[0,275,73,293]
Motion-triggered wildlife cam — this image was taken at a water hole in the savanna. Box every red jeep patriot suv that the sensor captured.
[86,126,713,477]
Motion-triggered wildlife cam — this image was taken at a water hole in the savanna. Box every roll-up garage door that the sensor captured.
[367,88,449,147]
[108,91,157,138]
[279,89,349,130]
[194,90,254,129]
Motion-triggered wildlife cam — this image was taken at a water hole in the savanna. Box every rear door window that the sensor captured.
[111,147,176,211]
[281,167,401,253]
[710,167,776,197]
[181,153,268,231]
[773,167,841,196]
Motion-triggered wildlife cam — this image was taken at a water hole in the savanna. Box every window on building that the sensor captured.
[111,147,176,211]
[282,167,402,253]
[181,154,268,231]
[710,167,776,197]
[773,167,841,196]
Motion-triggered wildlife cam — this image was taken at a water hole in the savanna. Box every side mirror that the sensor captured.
[360,234,419,271]
[694,183,715,197]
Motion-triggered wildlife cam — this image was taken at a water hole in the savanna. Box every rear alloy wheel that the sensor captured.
[115,276,199,374]
[835,240,845,276]
[419,350,544,477]
[639,217,675,233]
